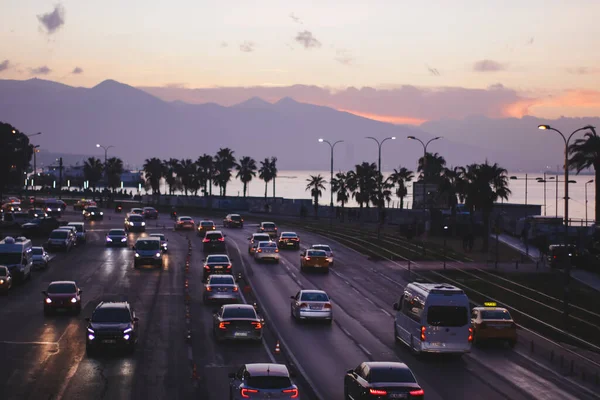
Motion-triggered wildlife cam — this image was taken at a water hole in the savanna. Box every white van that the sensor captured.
[0,236,33,282]
[393,283,472,355]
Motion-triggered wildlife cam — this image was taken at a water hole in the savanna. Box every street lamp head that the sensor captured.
[318,138,324,143]
[510,176,518,180]
[538,124,550,130]
[587,179,594,183]
[407,136,416,140]
[96,144,101,148]
[433,136,442,140]
[391,136,396,140]
[568,180,577,183]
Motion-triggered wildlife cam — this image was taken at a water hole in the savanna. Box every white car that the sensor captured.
[31,246,50,269]
[290,289,333,323]
[254,241,280,263]
[310,244,334,265]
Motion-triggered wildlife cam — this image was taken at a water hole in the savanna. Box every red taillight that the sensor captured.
[203,238,210,243]
[324,303,332,309]
[233,286,238,292]
[553,255,557,259]
[241,388,258,398]
[468,327,473,342]
[275,249,279,253]
[420,326,426,341]
[204,265,210,270]
[410,389,425,396]
[369,388,387,395]
[219,322,230,330]
[206,286,212,291]
[226,265,232,269]
[283,388,299,398]
[252,321,262,330]
[299,303,308,308]
[218,237,225,242]
[257,249,263,253]
[305,257,310,260]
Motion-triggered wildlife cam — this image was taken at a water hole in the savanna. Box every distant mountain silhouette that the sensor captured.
[0,78,511,171]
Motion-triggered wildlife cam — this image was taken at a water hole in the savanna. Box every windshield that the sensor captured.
[260,242,277,248]
[207,256,229,263]
[222,307,256,319]
[48,283,76,294]
[109,229,126,236]
[369,368,416,383]
[130,216,143,222]
[301,292,329,302]
[312,245,331,252]
[206,233,223,240]
[92,307,132,323]
[282,233,297,238]
[230,215,241,221]
[32,248,43,255]
[0,268,7,276]
[253,235,270,242]
[144,208,156,212]
[69,224,83,232]
[86,207,99,212]
[481,310,512,320]
[132,209,142,213]
[135,240,160,250]
[209,276,235,285]
[180,217,192,222]
[307,250,327,257]
[263,223,275,229]
[201,221,214,226]
[427,306,468,327]
[247,376,292,389]
[0,254,21,265]
[50,231,68,239]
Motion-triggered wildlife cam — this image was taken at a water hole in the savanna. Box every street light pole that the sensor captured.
[96,143,114,199]
[407,136,442,210]
[318,138,343,227]
[586,179,594,224]
[365,136,396,174]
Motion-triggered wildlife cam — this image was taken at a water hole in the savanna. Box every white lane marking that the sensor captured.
[352,287,360,294]
[295,280,303,288]
[0,340,58,345]
[365,298,376,306]
[344,281,350,285]
[55,352,85,400]
[340,326,352,337]
[187,345,193,361]
[358,344,372,357]
[290,272,297,279]
[380,308,392,317]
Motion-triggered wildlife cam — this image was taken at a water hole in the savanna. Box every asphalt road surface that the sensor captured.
[0,209,596,400]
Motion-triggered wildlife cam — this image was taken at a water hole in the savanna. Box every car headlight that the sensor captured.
[87,327,94,333]
[100,212,104,215]
[121,237,127,242]
[58,208,61,211]
[106,237,113,242]
[45,298,52,304]
[124,334,130,340]
[141,222,146,226]
[155,252,161,257]
[135,253,140,258]
[88,334,95,340]
[0,279,4,284]
[123,327,133,334]
[91,212,95,215]
[71,297,77,303]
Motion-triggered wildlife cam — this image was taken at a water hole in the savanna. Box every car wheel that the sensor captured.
[128,343,136,354]
[326,318,333,325]
[44,307,51,316]
[86,346,95,357]
[290,306,295,319]
[75,305,82,315]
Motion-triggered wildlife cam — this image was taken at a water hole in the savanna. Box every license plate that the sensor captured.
[218,288,227,292]
[103,339,116,344]
[287,243,294,246]
[390,394,407,399]
[214,266,223,269]
[310,306,321,310]
[234,332,248,337]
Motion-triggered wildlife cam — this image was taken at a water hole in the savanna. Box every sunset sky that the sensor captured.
[2,0,600,123]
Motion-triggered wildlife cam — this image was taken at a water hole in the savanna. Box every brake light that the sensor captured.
[252,321,262,330]
[212,226,216,230]
[204,265,210,270]
[260,228,264,231]
[206,286,212,291]
[283,388,299,398]
[275,249,279,253]
[203,238,210,243]
[324,303,332,309]
[233,286,238,292]
[241,219,244,222]
[468,327,473,342]
[219,322,230,330]
[241,388,258,398]
[305,257,310,261]
[369,388,387,395]
[226,265,232,269]
[257,249,262,253]
[420,326,426,341]
[553,255,557,259]
[218,237,225,242]
[299,303,308,308]
[410,389,425,396]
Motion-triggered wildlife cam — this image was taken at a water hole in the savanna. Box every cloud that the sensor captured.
[37,4,65,35]
[71,66,83,74]
[0,59,10,73]
[220,41,228,48]
[427,66,440,76]
[566,67,600,75]
[164,82,187,88]
[240,41,255,52]
[30,65,52,75]
[289,13,303,24]
[334,49,353,65]
[473,59,507,72]
[295,30,321,49]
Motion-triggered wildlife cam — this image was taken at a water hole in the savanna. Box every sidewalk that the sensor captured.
[571,269,600,292]
[493,233,542,260]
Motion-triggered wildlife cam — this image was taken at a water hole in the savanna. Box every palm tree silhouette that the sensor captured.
[143,157,164,195]
[196,154,214,196]
[105,157,124,193]
[162,158,180,195]
[235,156,257,197]
[569,128,600,221]
[306,174,327,218]
[259,158,274,199]
[83,157,103,196]
[418,152,446,183]
[331,171,351,221]
[389,167,414,209]
[214,148,236,196]
[176,159,197,196]
[270,157,278,199]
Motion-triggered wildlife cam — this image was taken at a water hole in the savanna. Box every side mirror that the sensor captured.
[223,234,227,237]
[85,317,90,322]
[133,317,139,322]
[346,369,354,374]
[202,259,206,262]
[228,372,236,379]
[290,296,295,300]
[41,290,47,296]
[78,289,83,294]
[393,303,399,311]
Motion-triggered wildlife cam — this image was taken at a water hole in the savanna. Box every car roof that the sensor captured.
[207,254,229,259]
[364,361,410,371]
[49,280,76,286]
[281,232,297,235]
[223,304,254,310]
[150,233,165,237]
[179,216,193,219]
[311,244,331,248]
[245,363,289,377]
[258,241,276,245]
[32,246,44,250]
[206,230,223,235]
[261,221,275,225]
[136,237,160,241]
[201,220,215,223]
[209,274,235,280]
[143,207,156,209]
[97,301,130,309]
[253,233,270,237]
[68,222,84,226]
[473,306,510,312]
[300,290,328,296]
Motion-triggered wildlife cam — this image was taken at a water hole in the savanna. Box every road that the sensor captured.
[0,209,596,400]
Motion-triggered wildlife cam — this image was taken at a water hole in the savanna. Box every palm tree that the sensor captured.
[143,157,163,195]
[105,157,124,193]
[348,162,378,218]
[371,174,394,210]
[270,157,278,199]
[162,158,180,195]
[461,162,511,251]
[259,158,274,199]
[306,174,327,218]
[569,128,600,222]
[417,152,447,183]
[439,166,466,235]
[214,148,236,196]
[389,167,414,209]
[331,171,351,221]
[196,154,214,196]
[83,157,103,195]
[236,156,257,197]
[176,159,197,196]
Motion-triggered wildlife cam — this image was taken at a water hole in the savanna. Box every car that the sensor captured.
[85,301,139,355]
[42,281,82,315]
[74,199,96,211]
[174,216,195,231]
[213,304,264,342]
[471,302,517,347]
[67,222,87,244]
[125,214,146,232]
[57,226,78,248]
[1,202,21,212]
[203,231,226,253]
[197,220,216,236]
[548,244,580,268]
[0,266,13,294]
[46,229,75,252]
[228,363,299,399]
[31,246,50,269]
[150,233,168,252]
[278,232,300,250]
[106,229,128,247]
[254,241,280,263]
[248,233,271,255]
[300,249,329,273]
[143,207,159,219]
[0,236,33,281]
[223,214,244,228]
[310,244,334,265]
[258,221,278,238]
[133,237,163,268]
[344,362,424,399]
[130,208,144,215]
[203,274,240,304]
[203,254,232,281]
[20,216,61,237]
[27,208,48,219]
[83,206,104,221]
[290,289,333,323]
[8,212,31,226]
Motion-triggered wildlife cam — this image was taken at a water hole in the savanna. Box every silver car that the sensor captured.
[290,290,333,323]
[203,274,239,304]
[248,233,271,255]
[228,363,300,399]
[31,246,50,269]
[310,244,334,265]
[150,233,168,252]
[67,222,87,244]
[254,241,280,263]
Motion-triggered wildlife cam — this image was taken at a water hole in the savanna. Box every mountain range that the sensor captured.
[0,78,598,172]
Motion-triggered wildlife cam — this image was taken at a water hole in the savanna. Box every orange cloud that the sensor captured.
[503,89,600,118]
[337,108,427,125]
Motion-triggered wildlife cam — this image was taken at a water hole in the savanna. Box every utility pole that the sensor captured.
[58,157,64,199]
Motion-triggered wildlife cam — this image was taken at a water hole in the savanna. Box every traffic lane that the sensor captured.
[225,235,430,400]
[185,230,275,400]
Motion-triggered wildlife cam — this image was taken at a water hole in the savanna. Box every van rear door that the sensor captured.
[424,303,470,352]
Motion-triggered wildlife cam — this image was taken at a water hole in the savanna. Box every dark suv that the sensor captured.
[85,302,139,355]
[203,231,227,253]
[223,214,243,228]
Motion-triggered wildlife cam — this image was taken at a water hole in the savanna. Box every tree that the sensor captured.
[569,128,600,222]
[461,162,511,251]
[417,152,447,183]
[236,156,257,197]
[196,154,214,196]
[0,123,33,200]
[176,159,197,196]
[270,157,278,199]
[83,157,103,194]
[331,171,351,221]
[371,174,394,210]
[213,148,236,196]
[259,158,274,199]
[106,157,124,193]
[348,162,378,216]
[163,158,180,195]
[389,167,414,209]
[306,174,327,218]
[143,158,164,195]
